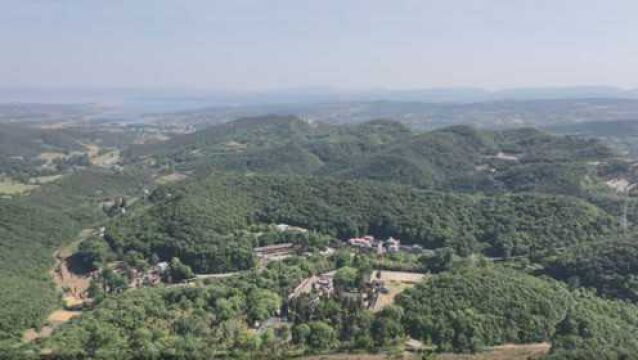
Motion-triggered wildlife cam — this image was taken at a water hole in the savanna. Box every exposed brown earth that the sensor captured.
[23,229,93,342]
[436,342,551,360]
[299,342,550,360]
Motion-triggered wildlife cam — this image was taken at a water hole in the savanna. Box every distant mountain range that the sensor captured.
[142,97,638,131]
[1,86,637,108]
[4,87,638,136]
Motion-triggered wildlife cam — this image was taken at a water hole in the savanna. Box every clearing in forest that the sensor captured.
[23,310,82,342]
[370,270,428,313]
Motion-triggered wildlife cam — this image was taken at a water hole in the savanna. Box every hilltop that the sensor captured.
[124,116,618,196]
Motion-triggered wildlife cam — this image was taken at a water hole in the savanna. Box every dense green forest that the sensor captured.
[125,116,638,235]
[125,116,617,196]
[547,290,638,359]
[0,168,147,343]
[398,266,571,352]
[543,238,638,302]
[94,173,617,273]
[123,116,638,240]
[399,265,638,357]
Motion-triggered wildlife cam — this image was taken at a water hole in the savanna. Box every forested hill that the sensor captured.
[124,116,618,195]
[543,238,638,302]
[101,173,617,273]
[124,116,411,165]
[0,169,146,343]
[399,265,638,357]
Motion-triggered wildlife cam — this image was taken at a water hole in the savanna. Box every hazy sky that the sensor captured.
[2,0,637,90]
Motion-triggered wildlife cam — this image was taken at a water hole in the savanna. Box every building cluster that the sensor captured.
[347,235,401,254]
[346,235,428,255]
[288,270,336,301]
[124,261,170,288]
[312,273,335,296]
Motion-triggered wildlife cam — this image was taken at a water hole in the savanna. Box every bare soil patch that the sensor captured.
[302,354,413,360]
[22,310,82,342]
[299,343,549,360]
[24,229,94,342]
[370,271,428,313]
[606,178,633,193]
[92,149,120,167]
[51,250,91,299]
[156,172,189,184]
[48,310,82,324]
[436,342,550,360]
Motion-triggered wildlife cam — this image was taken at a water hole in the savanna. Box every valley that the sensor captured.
[3,108,638,359]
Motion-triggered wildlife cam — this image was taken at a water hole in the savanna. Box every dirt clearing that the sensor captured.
[370,271,428,313]
[92,149,120,167]
[24,228,94,342]
[302,355,414,360]
[48,310,82,324]
[436,342,551,360]
[156,172,189,184]
[299,342,550,360]
[22,310,82,342]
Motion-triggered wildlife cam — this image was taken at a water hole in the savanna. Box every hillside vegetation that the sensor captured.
[543,238,638,302]
[125,116,616,195]
[398,267,571,352]
[98,173,617,273]
[399,265,638,357]
[548,290,638,359]
[0,168,146,342]
[4,114,638,359]
[37,262,638,359]
[0,123,140,181]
